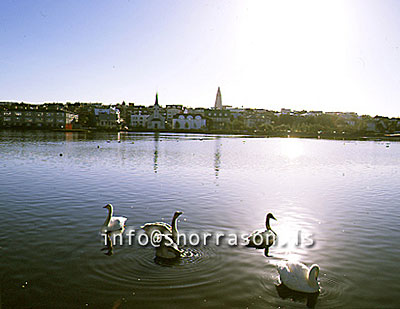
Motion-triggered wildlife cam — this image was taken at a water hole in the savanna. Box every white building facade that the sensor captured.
[173,114,206,130]
[131,112,149,128]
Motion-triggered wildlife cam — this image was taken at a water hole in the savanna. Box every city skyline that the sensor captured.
[1,0,400,117]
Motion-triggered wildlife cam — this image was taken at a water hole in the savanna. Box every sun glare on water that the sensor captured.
[280,138,305,159]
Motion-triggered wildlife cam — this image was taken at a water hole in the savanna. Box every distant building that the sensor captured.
[173,114,206,130]
[214,87,222,110]
[0,107,77,129]
[184,107,206,117]
[147,93,165,130]
[129,105,150,128]
[308,111,323,116]
[245,114,272,129]
[166,105,183,126]
[94,107,120,128]
[366,117,388,132]
[130,112,149,128]
[115,102,130,125]
[227,108,244,119]
[205,109,231,130]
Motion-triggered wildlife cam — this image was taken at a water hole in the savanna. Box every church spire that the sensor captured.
[214,87,222,110]
[155,92,159,106]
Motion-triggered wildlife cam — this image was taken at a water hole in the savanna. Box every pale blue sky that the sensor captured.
[1,0,399,117]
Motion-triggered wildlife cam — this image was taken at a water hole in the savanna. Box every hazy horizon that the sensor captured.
[1,0,400,117]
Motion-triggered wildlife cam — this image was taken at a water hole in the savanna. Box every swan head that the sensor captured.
[308,264,320,289]
[173,211,183,219]
[103,204,113,210]
[266,213,277,221]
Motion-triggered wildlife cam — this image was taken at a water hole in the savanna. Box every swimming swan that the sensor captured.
[277,261,320,293]
[101,204,128,235]
[141,211,183,243]
[247,213,277,255]
[141,211,184,259]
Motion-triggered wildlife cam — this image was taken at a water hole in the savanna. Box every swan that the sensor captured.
[141,211,183,243]
[141,211,184,259]
[101,204,128,235]
[277,261,320,293]
[247,213,277,255]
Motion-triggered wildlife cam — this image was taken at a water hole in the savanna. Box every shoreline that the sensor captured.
[1,127,399,141]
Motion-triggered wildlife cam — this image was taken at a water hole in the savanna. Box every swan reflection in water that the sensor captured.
[154,254,181,267]
[101,233,114,256]
[275,283,320,308]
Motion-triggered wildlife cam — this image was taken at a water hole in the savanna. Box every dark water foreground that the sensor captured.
[0,131,399,308]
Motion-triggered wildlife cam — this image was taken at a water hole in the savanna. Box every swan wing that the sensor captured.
[101,216,127,233]
[141,222,172,237]
[112,216,128,226]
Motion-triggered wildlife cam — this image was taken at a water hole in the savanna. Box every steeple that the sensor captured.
[214,87,222,110]
[155,92,159,106]
[153,92,160,119]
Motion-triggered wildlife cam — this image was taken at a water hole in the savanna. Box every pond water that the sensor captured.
[0,131,399,308]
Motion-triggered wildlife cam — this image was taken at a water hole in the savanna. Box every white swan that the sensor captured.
[247,213,277,255]
[141,211,183,243]
[101,204,128,234]
[277,261,320,293]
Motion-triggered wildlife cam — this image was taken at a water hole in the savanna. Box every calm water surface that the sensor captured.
[0,131,400,308]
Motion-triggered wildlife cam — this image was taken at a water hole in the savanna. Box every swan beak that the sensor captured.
[272,215,277,221]
[103,204,111,208]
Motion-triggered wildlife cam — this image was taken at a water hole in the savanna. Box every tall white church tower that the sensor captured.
[214,87,222,110]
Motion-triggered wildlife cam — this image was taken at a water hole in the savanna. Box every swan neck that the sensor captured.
[266,217,271,230]
[308,267,319,290]
[308,278,318,290]
[266,217,277,236]
[171,214,179,240]
[104,207,112,226]
[266,216,274,231]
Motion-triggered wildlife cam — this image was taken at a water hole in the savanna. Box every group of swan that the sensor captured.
[101,204,184,259]
[101,205,320,294]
